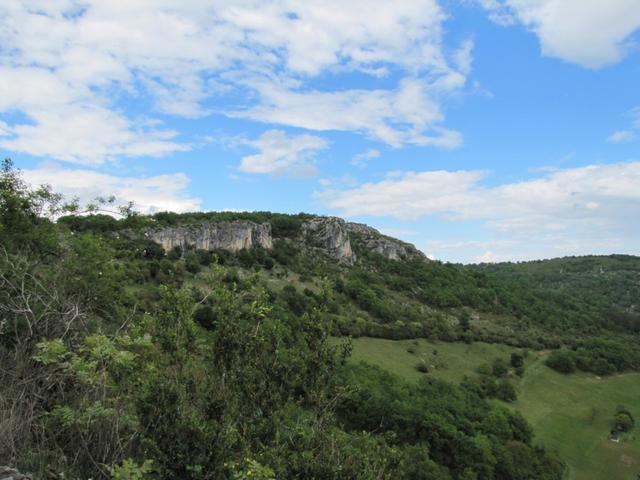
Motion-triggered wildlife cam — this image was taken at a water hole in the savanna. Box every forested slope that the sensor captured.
[0,161,569,478]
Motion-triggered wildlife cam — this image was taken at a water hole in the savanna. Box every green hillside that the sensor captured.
[345,337,640,480]
[2,160,639,479]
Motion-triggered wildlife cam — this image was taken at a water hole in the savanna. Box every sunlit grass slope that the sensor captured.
[344,337,640,480]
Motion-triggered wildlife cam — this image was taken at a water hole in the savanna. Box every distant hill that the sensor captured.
[60,212,640,357]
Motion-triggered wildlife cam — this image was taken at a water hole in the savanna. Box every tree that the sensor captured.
[546,350,576,374]
[492,358,508,377]
[614,405,634,432]
[511,353,524,368]
[615,412,634,432]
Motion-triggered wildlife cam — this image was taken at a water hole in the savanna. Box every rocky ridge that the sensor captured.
[146,221,272,253]
[346,222,425,261]
[146,216,424,265]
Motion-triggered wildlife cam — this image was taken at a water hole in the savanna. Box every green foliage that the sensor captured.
[226,459,275,480]
[511,352,524,368]
[546,350,577,374]
[415,359,429,373]
[614,405,635,432]
[2,165,634,479]
[110,459,154,480]
[492,358,509,377]
[338,363,563,479]
[614,412,634,432]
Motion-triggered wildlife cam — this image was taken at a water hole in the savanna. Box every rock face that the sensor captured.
[143,216,424,265]
[0,467,32,480]
[301,217,355,265]
[346,222,425,261]
[147,221,272,252]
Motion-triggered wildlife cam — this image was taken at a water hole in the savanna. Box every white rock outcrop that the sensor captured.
[147,221,272,252]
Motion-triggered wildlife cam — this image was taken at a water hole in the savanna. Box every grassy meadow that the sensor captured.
[343,337,640,480]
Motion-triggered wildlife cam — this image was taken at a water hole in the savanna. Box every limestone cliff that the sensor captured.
[142,215,424,266]
[346,222,425,261]
[301,216,355,265]
[146,221,272,252]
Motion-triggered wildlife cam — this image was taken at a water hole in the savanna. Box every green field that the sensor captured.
[343,337,640,480]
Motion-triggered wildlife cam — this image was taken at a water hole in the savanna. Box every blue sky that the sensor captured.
[1,0,640,263]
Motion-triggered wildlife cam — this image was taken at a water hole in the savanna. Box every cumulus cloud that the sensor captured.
[22,164,201,214]
[478,0,640,68]
[239,130,328,176]
[0,0,466,164]
[0,105,190,165]
[319,161,640,260]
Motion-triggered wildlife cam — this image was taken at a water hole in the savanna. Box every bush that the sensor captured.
[415,359,429,373]
[492,358,508,377]
[193,305,216,329]
[495,381,517,402]
[615,412,634,432]
[546,350,577,374]
[614,405,635,432]
[510,353,524,368]
[167,246,182,261]
[184,253,201,274]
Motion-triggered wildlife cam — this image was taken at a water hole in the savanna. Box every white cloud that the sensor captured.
[0,0,466,163]
[607,130,636,143]
[233,78,464,147]
[0,105,190,165]
[318,169,486,220]
[351,149,381,166]
[22,164,201,214]
[319,161,640,260]
[478,1,640,68]
[239,129,328,176]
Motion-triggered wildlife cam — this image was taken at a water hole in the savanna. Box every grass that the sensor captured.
[344,336,519,383]
[343,336,640,480]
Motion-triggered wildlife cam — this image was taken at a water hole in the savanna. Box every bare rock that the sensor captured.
[147,221,272,252]
[346,222,425,261]
[301,217,355,265]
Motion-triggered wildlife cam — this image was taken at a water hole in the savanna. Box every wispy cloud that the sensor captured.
[351,149,381,166]
[0,1,466,164]
[229,77,465,148]
[607,130,636,143]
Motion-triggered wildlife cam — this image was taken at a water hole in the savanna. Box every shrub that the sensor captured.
[415,359,429,373]
[193,305,216,329]
[546,350,577,374]
[615,412,634,432]
[510,353,524,368]
[184,253,201,274]
[167,246,182,261]
[492,358,508,377]
[495,381,517,402]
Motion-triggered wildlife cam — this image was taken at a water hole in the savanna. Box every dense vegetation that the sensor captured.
[345,337,640,480]
[1,160,566,479]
